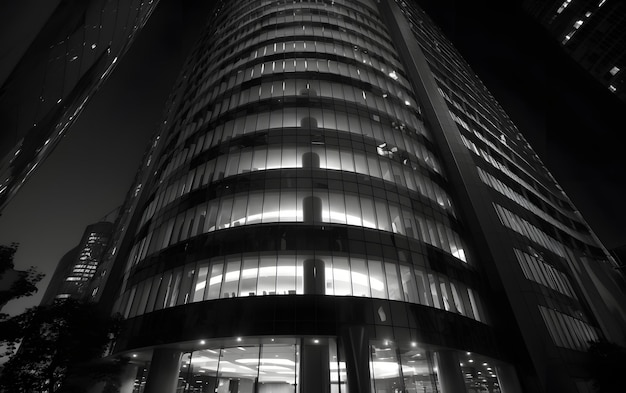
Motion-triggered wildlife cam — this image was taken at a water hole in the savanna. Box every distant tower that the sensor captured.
[522,0,626,101]
[41,221,113,304]
[91,1,626,393]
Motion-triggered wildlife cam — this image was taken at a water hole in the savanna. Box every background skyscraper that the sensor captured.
[522,0,625,101]
[39,221,113,305]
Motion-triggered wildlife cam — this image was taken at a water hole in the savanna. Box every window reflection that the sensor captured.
[176,341,299,393]
[132,187,466,265]
[121,252,483,323]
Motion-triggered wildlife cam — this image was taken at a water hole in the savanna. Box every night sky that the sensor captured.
[1,0,624,316]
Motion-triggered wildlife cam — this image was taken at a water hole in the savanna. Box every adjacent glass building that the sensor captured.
[40,221,113,304]
[522,0,625,100]
[91,1,626,392]
[0,0,160,212]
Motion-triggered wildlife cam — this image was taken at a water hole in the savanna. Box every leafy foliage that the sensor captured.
[0,299,121,392]
[0,243,44,308]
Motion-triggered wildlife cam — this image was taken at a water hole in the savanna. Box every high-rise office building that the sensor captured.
[522,0,625,101]
[40,221,113,305]
[93,1,626,392]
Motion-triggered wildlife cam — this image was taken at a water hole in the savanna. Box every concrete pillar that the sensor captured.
[119,363,139,393]
[144,349,182,393]
[300,339,330,393]
[342,326,371,393]
[496,364,523,393]
[302,152,320,168]
[435,350,467,393]
[303,196,322,223]
[304,258,325,295]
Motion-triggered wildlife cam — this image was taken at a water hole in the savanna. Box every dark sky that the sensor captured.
[1,0,624,316]
[0,0,216,316]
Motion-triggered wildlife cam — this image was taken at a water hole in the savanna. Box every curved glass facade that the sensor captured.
[105,1,540,392]
[118,0,474,314]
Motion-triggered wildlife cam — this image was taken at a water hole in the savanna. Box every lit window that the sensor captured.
[556,0,572,14]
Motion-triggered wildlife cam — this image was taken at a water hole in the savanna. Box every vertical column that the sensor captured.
[341,326,371,393]
[496,364,523,393]
[303,196,322,224]
[304,258,325,295]
[300,339,330,393]
[143,348,182,393]
[435,350,467,393]
[119,363,139,393]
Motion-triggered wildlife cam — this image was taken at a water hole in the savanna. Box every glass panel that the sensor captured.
[351,258,370,297]
[400,347,438,393]
[232,194,248,227]
[375,200,391,231]
[450,282,465,315]
[153,271,172,311]
[280,191,298,222]
[222,257,241,298]
[192,203,207,237]
[345,194,362,226]
[439,280,452,312]
[205,200,219,232]
[385,262,403,300]
[207,262,224,300]
[259,343,298,388]
[247,192,264,224]
[333,256,352,296]
[176,263,196,306]
[192,264,209,302]
[217,198,234,229]
[324,256,334,295]
[329,192,347,224]
[276,255,297,295]
[166,269,183,307]
[262,191,280,223]
[414,269,431,307]
[368,259,387,299]
[400,265,419,304]
[370,343,402,392]
[129,281,149,318]
[389,205,405,235]
[428,274,441,309]
[216,345,260,392]
[170,214,186,245]
[258,255,277,295]
[282,146,297,168]
[266,146,282,169]
[145,275,162,313]
[240,256,259,296]
[360,197,377,229]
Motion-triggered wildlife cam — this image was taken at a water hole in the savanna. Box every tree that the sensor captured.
[0,299,122,393]
[0,243,43,310]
